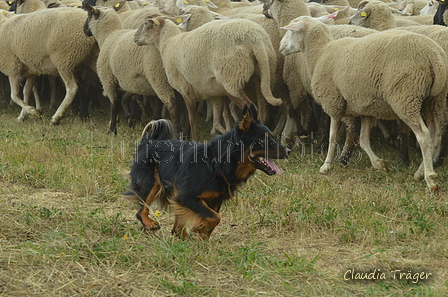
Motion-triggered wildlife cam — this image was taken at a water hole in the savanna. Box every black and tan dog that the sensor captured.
[125,103,290,239]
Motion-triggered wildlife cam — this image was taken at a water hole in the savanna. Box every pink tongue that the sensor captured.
[264,157,281,175]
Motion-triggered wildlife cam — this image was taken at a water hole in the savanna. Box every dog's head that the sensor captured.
[235,103,290,177]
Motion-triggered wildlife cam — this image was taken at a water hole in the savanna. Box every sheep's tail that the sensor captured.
[140,119,174,142]
[253,39,283,107]
[429,53,448,98]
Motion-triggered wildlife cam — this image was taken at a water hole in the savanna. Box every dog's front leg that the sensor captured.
[171,198,221,240]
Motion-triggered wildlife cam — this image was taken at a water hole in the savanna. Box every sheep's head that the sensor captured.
[83,1,126,37]
[134,15,189,45]
[349,0,392,27]
[134,16,166,46]
[279,13,336,56]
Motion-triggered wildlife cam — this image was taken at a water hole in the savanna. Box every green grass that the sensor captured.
[0,100,447,296]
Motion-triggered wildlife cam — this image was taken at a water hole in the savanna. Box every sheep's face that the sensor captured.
[348,1,372,26]
[279,24,304,56]
[263,0,272,18]
[134,17,164,46]
[83,2,101,37]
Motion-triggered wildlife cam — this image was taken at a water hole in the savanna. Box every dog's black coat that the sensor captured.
[127,103,290,237]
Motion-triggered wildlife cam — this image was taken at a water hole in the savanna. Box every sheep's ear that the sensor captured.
[210,11,227,20]
[390,7,406,15]
[176,0,189,9]
[317,11,339,23]
[281,20,306,32]
[84,2,100,18]
[204,0,218,8]
[171,14,190,25]
[326,5,348,13]
[113,0,127,11]
[357,0,369,10]
[148,17,162,28]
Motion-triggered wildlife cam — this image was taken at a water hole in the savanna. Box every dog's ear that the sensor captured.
[248,102,258,121]
[238,104,255,132]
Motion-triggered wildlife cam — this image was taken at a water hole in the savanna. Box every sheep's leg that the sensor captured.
[319,117,341,174]
[51,72,78,125]
[206,100,213,123]
[409,103,440,191]
[210,97,227,135]
[49,76,58,111]
[121,92,134,127]
[359,117,388,171]
[229,101,239,123]
[183,95,198,141]
[23,76,42,114]
[272,105,287,137]
[281,113,296,146]
[423,102,442,165]
[405,115,438,191]
[9,76,38,122]
[32,84,42,113]
[339,117,360,166]
[223,100,233,131]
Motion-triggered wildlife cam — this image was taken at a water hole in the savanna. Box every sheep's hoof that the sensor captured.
[319,163,333,174]
[24,106,38,115]
[50,117,62,125]
[376,159,389,172]
[413,170,424,181]
[17,116,26,123]
[426,173,439,192]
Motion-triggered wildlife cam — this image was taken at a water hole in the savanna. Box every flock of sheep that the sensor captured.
[1,0,448,191]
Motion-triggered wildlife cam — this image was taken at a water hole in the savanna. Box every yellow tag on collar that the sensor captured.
[360,11,367,17]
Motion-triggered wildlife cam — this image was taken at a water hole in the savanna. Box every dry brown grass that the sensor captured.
[0,101,447,296]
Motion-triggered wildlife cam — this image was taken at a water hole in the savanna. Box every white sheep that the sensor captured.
[419,0,438,15]
[279,15,447,191]
[134,16,281,140]
[0,7,97,125]
[349,0,425,29]
[83,2,183,134]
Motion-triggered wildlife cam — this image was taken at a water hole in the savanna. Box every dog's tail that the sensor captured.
[140,119,174,142]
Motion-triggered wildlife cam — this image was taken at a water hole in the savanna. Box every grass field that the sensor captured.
[0,100,447,296]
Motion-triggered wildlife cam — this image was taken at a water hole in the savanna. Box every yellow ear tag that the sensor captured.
[213,12,218,15]
[333,7,339,10]
[205,0,210,2]
[114,3,120,7]
[360,11,367,17]
[183,0,189,4]
[176,18,182,23]
[142,1,147,5]
[153,19,160,26]
[2,11,6,15]
[409,9,413,13]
